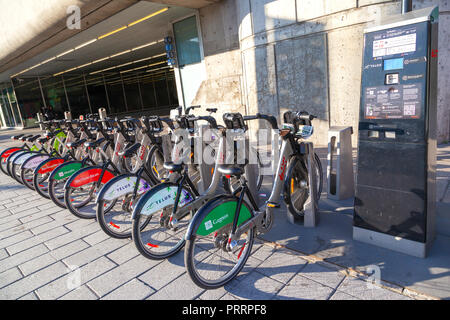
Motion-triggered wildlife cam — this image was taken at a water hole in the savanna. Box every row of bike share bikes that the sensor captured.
[0,106,323,289]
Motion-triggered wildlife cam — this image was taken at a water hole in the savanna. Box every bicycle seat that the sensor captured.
[26,135,41,143]
[218,165,244,177]
[11,134,25,140]
[206,108,218,113]
[19,135,33,142]
[37,137,49,144]
[163,162,183,173]
[84,138,105,149]
[67,139,86,149]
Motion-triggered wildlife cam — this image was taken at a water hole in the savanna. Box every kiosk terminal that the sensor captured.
[353,6,438,258]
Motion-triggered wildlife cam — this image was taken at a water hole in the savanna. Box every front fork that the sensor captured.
[93,160,120,197]
[166,170,199,229]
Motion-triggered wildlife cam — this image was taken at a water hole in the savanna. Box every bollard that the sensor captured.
[37,113,45,130]
[327,126,354,200]
[194,124,214,193]
[98,108,107,119]
[64,111,72,120]
[98,108,107,130]
[286,142,319,227]
[245,138,259,206]
[271,128,281,181]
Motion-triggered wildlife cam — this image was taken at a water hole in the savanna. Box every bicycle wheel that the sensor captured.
[122,152,140,174]
[284,153,323,218]
[11,152,36,184]
[131,182,195,260]
[64,166,116,219]
[96,174,152,239]
[21,154,50,190]
[6,150,26,177]
[33,158,65,199]
[48,161,83,208]
[1,147,23,175]
[184,196,255,289]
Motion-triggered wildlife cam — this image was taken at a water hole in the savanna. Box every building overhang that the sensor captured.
[0,0,219,81]
[0,1,198,82]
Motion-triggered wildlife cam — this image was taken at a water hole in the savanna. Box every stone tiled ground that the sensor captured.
[0,129,418,300]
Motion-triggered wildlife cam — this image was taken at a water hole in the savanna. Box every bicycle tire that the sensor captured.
[131,182,195,260]
[184,196,255,289]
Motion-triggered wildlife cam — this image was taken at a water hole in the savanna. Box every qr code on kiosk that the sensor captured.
[403,104,416,116]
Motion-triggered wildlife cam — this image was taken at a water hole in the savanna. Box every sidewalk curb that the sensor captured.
[258,238,440,300]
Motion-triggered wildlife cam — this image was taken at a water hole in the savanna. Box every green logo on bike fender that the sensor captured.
[196,201,252,237]
[54,162,82,181]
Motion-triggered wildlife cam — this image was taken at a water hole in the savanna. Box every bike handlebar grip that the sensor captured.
[243,115,258,121]
[298,114,316,121]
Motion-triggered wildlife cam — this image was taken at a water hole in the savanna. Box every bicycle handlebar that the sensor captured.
[192,116,218,129]
[243,113,278,130]
[185,105,201,115]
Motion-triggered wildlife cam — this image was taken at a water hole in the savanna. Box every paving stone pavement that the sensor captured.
[0,130,422,300]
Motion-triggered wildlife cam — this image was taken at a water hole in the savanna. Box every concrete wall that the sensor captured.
[193,0,450,145]
[191,0,245,124]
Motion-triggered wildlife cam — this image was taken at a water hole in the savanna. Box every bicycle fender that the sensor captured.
[96,173,152,203]
[49,161,82,182]
[21,153,51,171]
[64,165,115,190]
[131,182,193,220]
[184,195,253,241]
[1,147,23,160]
[33,157,65,176]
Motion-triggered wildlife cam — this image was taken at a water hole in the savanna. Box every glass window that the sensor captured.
[153,73,170,107]
[85,74,109,114]
[63,75,91,118]
[40,76,68,120]
[140,75,157,109]
[122,73,142,112]
[173,16,202,66]
[6,87,22,126]
[0,88,15,127]
[12,77,44,127]
[167,73,178,106]
[103,72,126,115]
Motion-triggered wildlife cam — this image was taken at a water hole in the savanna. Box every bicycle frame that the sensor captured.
[185,128,307,244]
[170,131,226,221]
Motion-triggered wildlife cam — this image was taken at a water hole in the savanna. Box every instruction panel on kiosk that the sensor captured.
[362,23,426,121]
